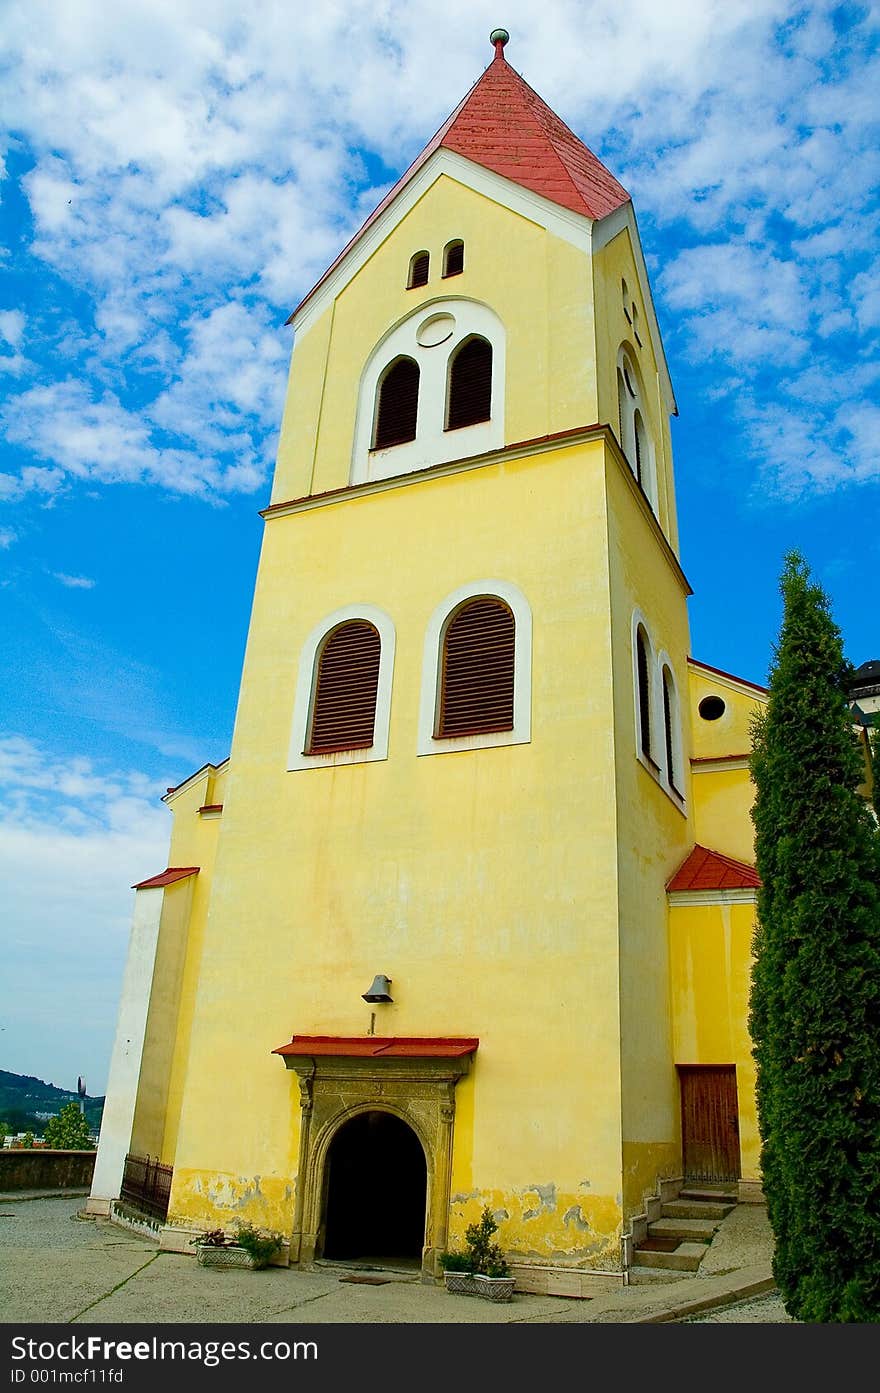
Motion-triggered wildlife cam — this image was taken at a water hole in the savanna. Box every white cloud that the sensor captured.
[0,310,25,348]
[0,0,877,510]
[0,735,171,1092]
[0,527,16,548]
[1,378,269,500]
[52,572,97,589]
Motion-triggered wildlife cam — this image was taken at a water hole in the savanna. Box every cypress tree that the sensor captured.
[749,552,880,1321]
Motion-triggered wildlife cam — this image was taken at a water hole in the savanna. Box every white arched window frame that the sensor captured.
[287,603,396,771]
[631,609,659,775]
[352,298,506,485]
[418,579,532,757]
[658,651,685,807]
[616,345,657,514]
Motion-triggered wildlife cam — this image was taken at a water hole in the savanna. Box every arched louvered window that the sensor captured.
[617,368,628,450]
[443,240,464,277]
[633,409,647,488]
[437,597,514,737]
[408,251,429,288]
[306,621,381,754]
[373,356,419,450]
[636,627,651,760]
[446,336,492,431]
[662,667,678,792]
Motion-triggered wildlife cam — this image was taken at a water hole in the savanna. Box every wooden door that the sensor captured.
[678,1066,741,1183]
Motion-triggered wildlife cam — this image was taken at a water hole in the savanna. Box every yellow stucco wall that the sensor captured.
[145,156,751,1265]
[131,764,227,1166]
[593,229,678,550]
[606,450,693,1212]
[168,438,631,1264]
[272,173,599,504]
[668,900,760,1181]
[688,662,766,867]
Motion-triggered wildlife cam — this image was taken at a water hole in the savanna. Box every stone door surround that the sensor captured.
[274,1037,477,1279]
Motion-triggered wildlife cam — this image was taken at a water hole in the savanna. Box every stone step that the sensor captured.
[628,1265,692,1285]
[661,1199,735,1221]
[678,1186,738,1202]
[647,1217,718,1243]
[633,1242,708,1272]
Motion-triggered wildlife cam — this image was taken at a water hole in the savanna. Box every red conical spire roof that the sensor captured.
[438,31,630,220]
[290,32,630,322]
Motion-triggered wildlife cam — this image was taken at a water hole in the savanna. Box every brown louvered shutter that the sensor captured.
[437,598,514,737]
[447,337,492,430]
[374,357,419,449]
[443,240,464,277]
[408,251,429,288]
[307,621,381,754]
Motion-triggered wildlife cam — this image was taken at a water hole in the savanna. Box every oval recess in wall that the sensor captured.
[416,313,455,347]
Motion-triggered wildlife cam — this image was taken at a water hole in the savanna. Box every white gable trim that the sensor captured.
[292,148,593,339]
[688,658,769,703]
[668,888,758,907]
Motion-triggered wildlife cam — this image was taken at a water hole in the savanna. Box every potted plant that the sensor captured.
[193,1223,284,1271]
[473,1245,515,1301]
[465,1207,515,1301]
[440,1207,515,1301]
[438,1249,476,1295]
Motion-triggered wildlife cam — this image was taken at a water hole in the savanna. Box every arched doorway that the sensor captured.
[322,1111,427,1263]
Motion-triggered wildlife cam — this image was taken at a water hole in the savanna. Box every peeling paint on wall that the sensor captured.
[563,1205,590,1231]
[168,1169,296,1235]
[447,1187,622,1270]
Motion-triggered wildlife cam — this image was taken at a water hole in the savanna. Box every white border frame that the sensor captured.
[632,608,658,776]
[287,603,396,771]
[352,297,506,485]
[617,343,658,513]
[658,649,686,809]
[418,579,532,757]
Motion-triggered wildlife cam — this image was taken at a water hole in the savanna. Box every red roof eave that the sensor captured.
[667,845,761,893]
[273,1036,479,1060]
[132,866,200,890]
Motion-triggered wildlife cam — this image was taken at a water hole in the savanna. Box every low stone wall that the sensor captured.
[0,1149,96,1191]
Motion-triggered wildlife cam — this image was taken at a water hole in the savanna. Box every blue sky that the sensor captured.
[1,0,878,1096]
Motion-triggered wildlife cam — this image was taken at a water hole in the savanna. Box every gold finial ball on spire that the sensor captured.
[490,28,510,52]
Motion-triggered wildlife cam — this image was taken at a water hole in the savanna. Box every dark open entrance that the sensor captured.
[322,1111,427,1263]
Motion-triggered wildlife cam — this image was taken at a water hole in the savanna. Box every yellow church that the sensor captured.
[87,31,781,1291]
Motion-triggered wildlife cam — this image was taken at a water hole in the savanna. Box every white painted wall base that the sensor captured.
[87,887,166,1209]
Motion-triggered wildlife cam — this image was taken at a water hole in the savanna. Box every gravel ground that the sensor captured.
[684,1290,796,1322]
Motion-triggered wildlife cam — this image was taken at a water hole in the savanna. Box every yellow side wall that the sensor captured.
[606,456,693,1213]
[169,440,628,1264]
[668,901,760,1181]
[129,765,227,1167]
[593,229,678,551]
[272,174,599,504]
[688,664,766,867]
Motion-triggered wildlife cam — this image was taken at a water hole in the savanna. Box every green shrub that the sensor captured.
[750,552,880,1321]
[43,1103,93,1150]
[438,1250,472,1272]
[463,1206,510,1276]
[233,1223,284,1269]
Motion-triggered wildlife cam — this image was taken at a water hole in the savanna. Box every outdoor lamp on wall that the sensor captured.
[362,974,393,1003]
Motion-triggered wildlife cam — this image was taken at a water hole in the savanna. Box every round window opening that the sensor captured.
[699,695,726,721]
[416,313,455,348]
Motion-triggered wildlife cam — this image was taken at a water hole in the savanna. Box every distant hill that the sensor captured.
[0,1070,104,1136]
